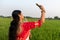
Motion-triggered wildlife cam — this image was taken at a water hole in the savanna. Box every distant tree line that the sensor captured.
[0,15,60,20]
[0,15,11,18]
[54,16,60,20]
[46,16,60,20]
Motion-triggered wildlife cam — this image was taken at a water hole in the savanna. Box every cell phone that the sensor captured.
[36,3,41,7]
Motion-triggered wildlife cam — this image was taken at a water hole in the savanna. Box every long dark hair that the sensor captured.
[9,10,21,40]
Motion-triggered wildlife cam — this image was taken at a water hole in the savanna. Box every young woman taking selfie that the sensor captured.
[9,3,46,40]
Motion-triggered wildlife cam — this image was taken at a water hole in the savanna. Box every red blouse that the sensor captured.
[17,20,42,40]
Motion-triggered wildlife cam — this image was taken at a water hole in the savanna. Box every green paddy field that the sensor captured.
[0,17,60,40]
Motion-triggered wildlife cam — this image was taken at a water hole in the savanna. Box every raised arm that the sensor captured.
[36,3,46,24]
[23,3,46,29]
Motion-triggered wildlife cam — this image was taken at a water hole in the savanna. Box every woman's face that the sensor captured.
[19,13,24,21]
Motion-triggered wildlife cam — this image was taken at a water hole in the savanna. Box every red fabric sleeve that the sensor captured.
[23,22,35,30]
[36,20,42,27]
[23,20,42,30]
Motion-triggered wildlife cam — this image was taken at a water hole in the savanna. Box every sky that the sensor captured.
[0,0,60,18]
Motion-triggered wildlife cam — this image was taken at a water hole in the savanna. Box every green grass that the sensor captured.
[0,17,60,40]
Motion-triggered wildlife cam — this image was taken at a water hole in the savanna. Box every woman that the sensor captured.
[9,3,46,40]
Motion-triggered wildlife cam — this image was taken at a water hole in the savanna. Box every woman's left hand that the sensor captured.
[36,3,45,12]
